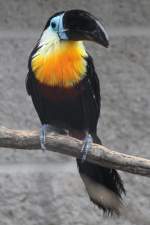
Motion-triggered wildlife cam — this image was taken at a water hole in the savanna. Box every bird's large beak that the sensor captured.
[59,10,109,48]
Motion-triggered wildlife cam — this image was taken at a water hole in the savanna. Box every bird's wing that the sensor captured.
[26,72,32,96]
[26,69,47,123]
[86,54,101,117]
[80,54,101,133]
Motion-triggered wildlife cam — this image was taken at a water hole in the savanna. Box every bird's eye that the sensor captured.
[51,22,57,29]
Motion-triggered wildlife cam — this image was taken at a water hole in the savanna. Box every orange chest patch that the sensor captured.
[31,41,87,87]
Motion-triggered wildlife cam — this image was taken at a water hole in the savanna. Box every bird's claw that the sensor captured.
[40,124,69,151]
[40,124,49,151]
[80,133,93,162]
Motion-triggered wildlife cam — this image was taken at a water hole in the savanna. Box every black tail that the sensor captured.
[77,135,125,215]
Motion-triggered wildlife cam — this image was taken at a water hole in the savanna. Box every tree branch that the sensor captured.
[0,126,150,177]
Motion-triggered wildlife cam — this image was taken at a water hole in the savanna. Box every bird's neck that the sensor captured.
[31,40,88,88]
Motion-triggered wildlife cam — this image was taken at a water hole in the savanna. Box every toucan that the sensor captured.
[26,9,125,214]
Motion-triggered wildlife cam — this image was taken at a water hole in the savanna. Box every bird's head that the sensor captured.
[42,9,109,48]
[31,10,109,87]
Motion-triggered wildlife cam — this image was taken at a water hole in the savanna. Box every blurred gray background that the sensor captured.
[0,0,150,224]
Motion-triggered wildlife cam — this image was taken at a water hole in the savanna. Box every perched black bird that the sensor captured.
[26,9,125,214]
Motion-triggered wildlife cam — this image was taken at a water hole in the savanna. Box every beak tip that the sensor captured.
[105,41,109,48]
[101,35,109,48]
[97,39,109,48]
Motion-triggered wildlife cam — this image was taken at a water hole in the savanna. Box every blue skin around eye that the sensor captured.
[49,14,68,40]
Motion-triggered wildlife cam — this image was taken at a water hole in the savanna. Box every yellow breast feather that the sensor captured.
[31,40,87,88]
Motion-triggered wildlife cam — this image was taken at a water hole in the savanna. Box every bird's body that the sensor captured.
[26,10,125,214]
[27,51,99,134]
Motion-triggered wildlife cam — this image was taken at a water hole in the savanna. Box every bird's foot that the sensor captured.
[40,124,69,151]
[40,124,49,151]
[80,133,93,162]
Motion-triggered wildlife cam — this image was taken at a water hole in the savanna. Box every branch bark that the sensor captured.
[0,126,150,177]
